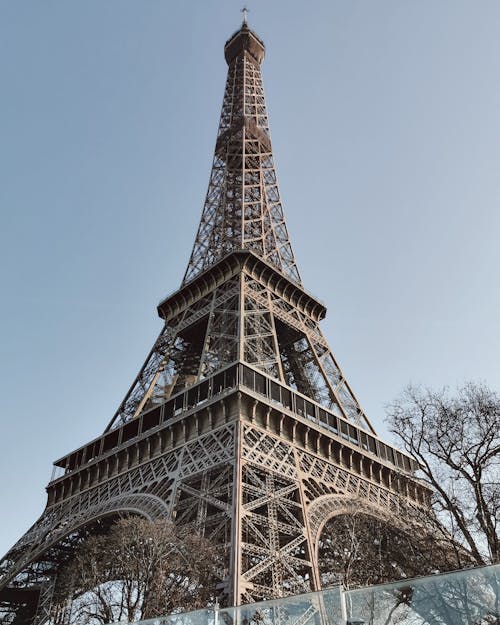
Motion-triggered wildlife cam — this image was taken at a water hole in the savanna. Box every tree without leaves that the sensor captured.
[386,382,500,566]
[316,383,499,623]
[54,517,222,625]
[318,512,499,625]
[318,510,458,590]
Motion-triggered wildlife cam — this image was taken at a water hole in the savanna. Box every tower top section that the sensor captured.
[224,23,265,65]
[183,22,302,286]
[101,20,376,436]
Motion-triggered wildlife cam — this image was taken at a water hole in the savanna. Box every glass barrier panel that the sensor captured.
[218,587,343,625]
[131,606,213,625]
[117,588,343,625]
[345,564,499,625]
[110,565,498,625]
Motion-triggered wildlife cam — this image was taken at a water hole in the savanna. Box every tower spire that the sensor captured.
[183,23,301,286]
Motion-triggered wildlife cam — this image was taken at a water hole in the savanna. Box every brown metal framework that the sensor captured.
[0,22,432,623]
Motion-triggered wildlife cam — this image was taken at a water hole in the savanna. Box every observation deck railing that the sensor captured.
[51,362,417,482]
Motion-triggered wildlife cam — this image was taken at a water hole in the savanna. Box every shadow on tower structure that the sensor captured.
[0,20,432,622]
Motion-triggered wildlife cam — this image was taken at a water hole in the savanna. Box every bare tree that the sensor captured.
[54,517,222,624]
[318,509,457,590]
[386,382,500,566]
[319,511,499,625]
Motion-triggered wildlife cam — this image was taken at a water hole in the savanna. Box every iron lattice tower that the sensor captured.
[0,22,431,621]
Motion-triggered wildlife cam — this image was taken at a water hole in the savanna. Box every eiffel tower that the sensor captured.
[0,20,431,623]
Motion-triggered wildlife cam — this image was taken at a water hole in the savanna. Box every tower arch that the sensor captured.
[308,493,405,548]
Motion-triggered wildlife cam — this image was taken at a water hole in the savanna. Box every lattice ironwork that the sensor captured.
[0,20,433,624]
[183,25,301,287]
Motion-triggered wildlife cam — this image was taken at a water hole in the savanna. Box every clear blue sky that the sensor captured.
[1,1,499,557]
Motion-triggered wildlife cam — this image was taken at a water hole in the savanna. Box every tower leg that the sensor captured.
[33,578,55,625]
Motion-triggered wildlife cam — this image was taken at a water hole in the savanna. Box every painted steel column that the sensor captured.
[229,418,244,605]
